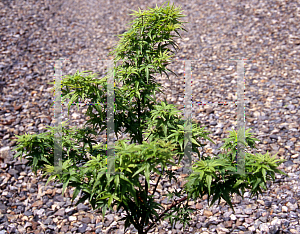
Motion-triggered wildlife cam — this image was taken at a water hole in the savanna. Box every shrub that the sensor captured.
[12,1,288,233]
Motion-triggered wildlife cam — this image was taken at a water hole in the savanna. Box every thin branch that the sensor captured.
[152,175,161,196]
[139,176,149,228]
[145,176,149,198]
[144,131,153,142]
[145,195,188,233]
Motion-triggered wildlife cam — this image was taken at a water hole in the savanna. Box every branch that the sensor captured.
[145,195,188,233]
[145,176,149,196]
[140,174,149,227]
[152,175,161,196]
[144,130,154,143]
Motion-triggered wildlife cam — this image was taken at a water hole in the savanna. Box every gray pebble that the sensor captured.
[78,223,88,233]
[77,203,89,212]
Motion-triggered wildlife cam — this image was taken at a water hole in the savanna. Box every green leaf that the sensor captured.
[45,174,57,187]
[148,29,153,40]
[62,176,70,196]
[98,194,111,200]
[232,179,245,189]
[120,174,133,185]
[261,168,267,183]
[191,137,201,147]
[145,66,149,84]
[107,194,114,208]
[206,175,212,196]
[252,177,261,191]
[114,175,120,189]
[132,166,145,178]
[71,186,81,203]
[102,204,107,219]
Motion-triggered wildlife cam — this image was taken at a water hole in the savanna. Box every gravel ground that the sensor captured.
[0,0,300,233]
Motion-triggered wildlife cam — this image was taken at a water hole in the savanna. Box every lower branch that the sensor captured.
[145,195,188,233]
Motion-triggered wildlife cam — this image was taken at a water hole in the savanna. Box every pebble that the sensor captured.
[0,0,300,233]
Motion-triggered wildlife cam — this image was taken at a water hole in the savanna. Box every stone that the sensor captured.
[60,225,69,232]
[229,214,237,221]
[78,223,88,233]
[24,210,33,216]
[68,215,77,222]
[24,222,32,230]
[175,221,183,229]
[33,208,45,216]
[53,208,65,216]
[195,203,203,209]
[32,200,43,208]
[264,200,272,208]
[286,202,298,211]
[0,203,7,214]
[245,218,254,224]
[203,210,213,217]
[270,135,278,140]
[77,203,89,212]
[65,207,76,216]
[223,220,233,228]
[244,209,252,215]
[8,168,19,177]
[95,228,103,234]
[0,146,13,163]
[270,217,282,227]
[43,217,52,225]
[0,214,8,223]
[259,223,269,232]
[105,214,115,223]
[205,107,214,114]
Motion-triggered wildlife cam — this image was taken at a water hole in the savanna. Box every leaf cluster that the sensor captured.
[183,128,288,214]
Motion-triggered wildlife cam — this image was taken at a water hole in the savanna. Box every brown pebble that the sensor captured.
[195,202,203,209]
[31,221,38,230]
[14,105,23,111]
[32,200,43,208]
[224,220,233,228]
[203,209,213,217]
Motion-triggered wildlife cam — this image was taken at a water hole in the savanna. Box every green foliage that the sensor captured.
[13,121,98,175]
[107,0,188,146]
[143,98,215,164]
[184,128,288,215]
[12,1,288,233]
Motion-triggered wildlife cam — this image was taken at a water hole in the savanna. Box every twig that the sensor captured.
[145,195,188,233]
[152,175,161,196]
